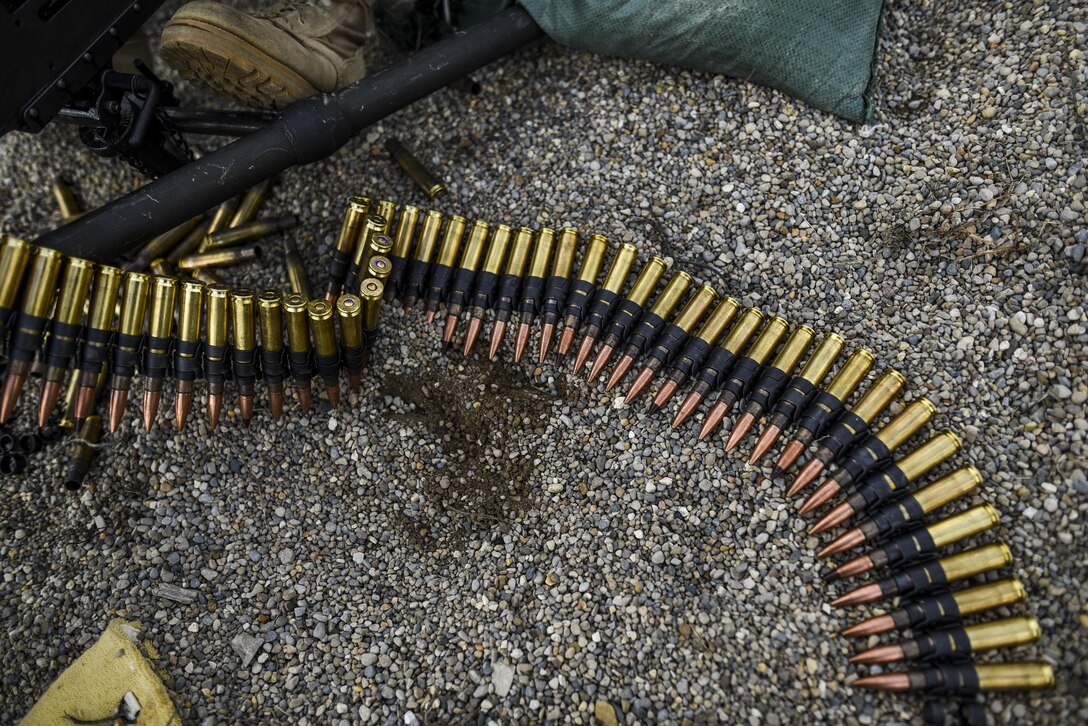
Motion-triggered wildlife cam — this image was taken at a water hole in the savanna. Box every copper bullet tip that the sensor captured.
[573,336,595,374]
[208,392,223,429]
[324,292,337,303]
[725,412,756,453]
[624,367,655,404]
[488,320,507,361]
[748,424,782,465]
[0,373,26,425]
[787,458,825,497]
[75,385,95,427]
[775,439,805,474]
[832,556,874,581]
[832,582,883,607]
[850,644,904,665]
[538,323,555,364]
[327,385,340,409]
[799,480,840,515]
[588,345,615,381]
[175,391,192,431]
[653,379,678,410]
[557,327,576,357]
[424,309,436,325]
[698,402,728,441]
[38,380,62,428]
[514,323,531,364]
[818,527,866,558]
[672,392,702,430]
[108,388,128,433]
[143,390,161,431]
[853,674,911,692]
[842,614,895,638]
[605,355,634,392]
[810,502,855,536]
[463,317,483,356]
[270,391,284,422]
[240,395,254,423]
[348,372,362,392]
[297,387,313,413]
[442,314,459,348]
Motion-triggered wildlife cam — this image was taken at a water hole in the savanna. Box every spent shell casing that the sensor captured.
[203,284,231,428]
[74,266,124,426]
[386,137,448,199]
[177,245,263,270]
[57,364,84,430]
[106,272,151,432]
[0,235,33,331]
[204,196,241,237]
[284,236,313,300]
[230,289,259,423]
[1,247,65,424]
[204,216,297,250]
[556,234,609,359]
[173,280,206,430]
[126,215,203,272]
[422,215,467,322]
[513,228,556,363]
[284,293,314,412]
[53,176,83,221]
[307,299,341,406]
[149,258,178,277]
[627,283,717,404]
[337,293,365,389]
[442,220,490,348]
[166,219,213,264]
[464,225,513,355]
[62,415,103,491]
[488,226,534,359]
[257,291,287,420]
[37,258,95,426]
[402,210,444,309]
[537,227,579,362]
[325,196,370,301]
[386,204,420,300]
[229,178,274,228]
[346,214,388,294]
[140,276,178,429]
[605,269,692,391]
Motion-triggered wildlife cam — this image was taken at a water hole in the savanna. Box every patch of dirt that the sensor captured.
[382,357,558,549]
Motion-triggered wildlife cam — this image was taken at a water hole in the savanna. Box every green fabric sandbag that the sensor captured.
[457,0,885,123]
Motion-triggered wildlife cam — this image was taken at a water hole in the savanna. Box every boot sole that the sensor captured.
[160,20,319,110]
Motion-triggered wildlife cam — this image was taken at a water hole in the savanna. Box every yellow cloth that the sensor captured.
[22,618,179,726]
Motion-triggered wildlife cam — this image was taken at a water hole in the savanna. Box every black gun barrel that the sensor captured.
[34,8,544,262]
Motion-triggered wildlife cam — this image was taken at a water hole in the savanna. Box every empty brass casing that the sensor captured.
[257,291,284,352]
[939,542,1012,583]
[177,281,205,345]
[693,297,741,344]
[283,293,310,354]
[796,333,845,385]
[177,245,262,270]
[912,466,984,514]
[52,258,95,327]
[85,266,125,332]
[147,276,179,341]
[205,285,231,349]
[190,268,227,287]
[648,270,692,318]
[600,244,638,295]
[386,138,447,199]
[205,216,297,250]
[436,216,468,268]
[551,228,578,279]
[744,316,790,365]
[481,225,513,276]
[412,211,444,264]
[306,300,337,357]
[336,294,364,349]
[368,255,392,281]
[874,398,937,450]
[230,178,273,228]
[954,579,1027,617]
[53,177,82,221]
[167,220,213,264]
[719,308,765,355]
[58,366,84,429]
[504,227,534,278]
[149,259,177,277]
[576,235,609,284]
[825,349,876,401]
[929,505,1000,549]
[205,197,240,236]
[672,284,717,332]
[360,279,384,330]
[374,200,397,231]
[974,662,1054,691]
[391,204,421,259]
[897,431,962,481]
[0,235,33,313]
[770,325,815,374]
[627,257,667,307]
[117,273,151,338]
[284,237,312,299]
[457,220,490,272]
[853,370,907,423]
[128,216,202,271]
[19,247,65,319]
[528,229,556,278]
[230,289,257,352]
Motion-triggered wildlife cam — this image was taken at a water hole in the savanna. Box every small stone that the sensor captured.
[594,700,618,726]
[231,633,263,667]
[492,661,515,698]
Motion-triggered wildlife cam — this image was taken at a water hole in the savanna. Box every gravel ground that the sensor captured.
[2,1,1086,724]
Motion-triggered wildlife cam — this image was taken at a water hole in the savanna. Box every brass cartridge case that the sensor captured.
[939,542,1012,583]
[912,466,984,513]
[974,662,1054,691]
[600,243,638,295]
[177,245,262,270]
[719,308,765,355]
[769,325,815,374]
[205,285,231,349]
[116,273,150,338]
[51,258,95,329]
[306,300,338,357]
[672,284,717,331]
[361,279,384,330]
[481,224,513,276]
[928,504,1000,549]
[527,228,556,279]
[648,270,692,318]
[0,235,33,317]
[368,255,392,281]
[436,215,468,268]
[413,211,444,264]
[826,350,876,401]
[337,294,364,349]
[53,177,82,221]
[954,579,1028,617]
[693,297,741,344]
[386,138,447,198]
[391,204,421,260]
[505,227,534,279]
[205,216,296,249]
[374,200,397,231]
[284,236,313,300]
[147,276,179,342]
[852,369,907,422]
[85,266,124,333]
[284,293,311,354]
[897,431,963,481]
[230,289,257,353]
[229,178,274,228]
[744,316,790,365]
[205,196,240,236]
[177,281,205,346]
[257,290,285,353]
[551,228,578,280]
[796,333,845,385]
[874,398,938,450]
[576,234,609,284]
[17,247,65,320]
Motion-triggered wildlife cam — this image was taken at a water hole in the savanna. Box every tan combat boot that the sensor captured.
[160,0,373,109]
